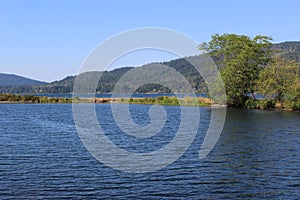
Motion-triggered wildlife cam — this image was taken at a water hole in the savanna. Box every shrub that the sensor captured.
[292,101,300,111]
[245,99,258,109]
[257,99,275,110]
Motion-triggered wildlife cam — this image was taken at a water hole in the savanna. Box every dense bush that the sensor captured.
[292,101,300,111]
[256,100,276,110]
[245,99,258,109]
[245,99,276,110]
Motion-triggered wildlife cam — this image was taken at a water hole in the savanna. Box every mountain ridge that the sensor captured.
[273,41,300,61]
[0,73,47,87]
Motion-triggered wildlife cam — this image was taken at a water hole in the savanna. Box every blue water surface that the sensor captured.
[0,104,299,199]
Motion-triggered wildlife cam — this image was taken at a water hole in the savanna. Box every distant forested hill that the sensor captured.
[0,73,46,86]
[1,41,300,94]
[273,42,300,62]
[0,59,205,94]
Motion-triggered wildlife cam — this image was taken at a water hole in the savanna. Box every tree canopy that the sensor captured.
[258,56,300,105]
[199,33,273,107]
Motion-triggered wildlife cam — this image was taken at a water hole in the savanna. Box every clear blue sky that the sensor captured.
[1,0,300,82]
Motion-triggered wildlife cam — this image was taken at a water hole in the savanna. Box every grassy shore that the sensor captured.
[0,93,212,106]
[114,96,212,107]
[0,94,74,103]
[1,93,299,111]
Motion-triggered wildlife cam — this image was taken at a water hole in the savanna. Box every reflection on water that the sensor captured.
[0,104,299,199]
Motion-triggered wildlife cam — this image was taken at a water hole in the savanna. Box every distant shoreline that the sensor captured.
[0,93,299,111]
[0,94,213,107]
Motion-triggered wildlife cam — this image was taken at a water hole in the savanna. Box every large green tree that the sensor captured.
[200,33,273,107]
[258,57,300,106]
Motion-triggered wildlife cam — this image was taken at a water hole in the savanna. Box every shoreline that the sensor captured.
[0,94,299,111]
[0,94,213,107]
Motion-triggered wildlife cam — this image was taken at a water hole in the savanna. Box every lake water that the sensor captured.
[0,104,300,199]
